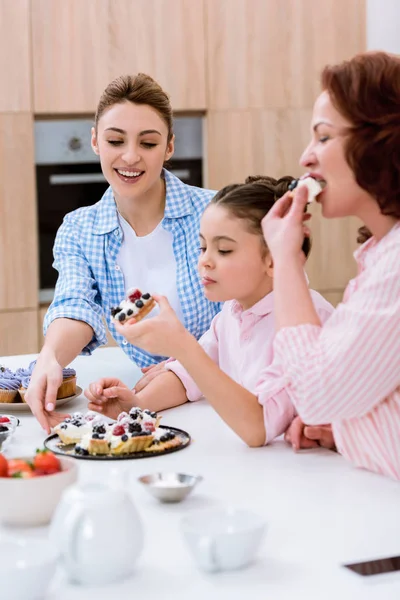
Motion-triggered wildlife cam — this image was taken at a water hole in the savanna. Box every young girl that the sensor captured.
[262,51,400,478]
[86,176,333,446]
[25,73,220,433]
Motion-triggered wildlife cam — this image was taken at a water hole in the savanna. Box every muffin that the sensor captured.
[0,368,20,403]
[57,367,77,399]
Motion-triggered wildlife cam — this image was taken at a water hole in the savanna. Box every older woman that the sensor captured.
[262,51,400,480]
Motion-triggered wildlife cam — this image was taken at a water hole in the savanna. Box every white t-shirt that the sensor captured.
[116,214,184,322]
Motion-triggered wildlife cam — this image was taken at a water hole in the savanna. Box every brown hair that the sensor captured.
[210,175,311,258]
[321,51,400,242]
[95,73,173,141]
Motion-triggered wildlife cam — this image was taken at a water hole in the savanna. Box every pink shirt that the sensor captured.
[274,223,400,480]
[166,290,333,444]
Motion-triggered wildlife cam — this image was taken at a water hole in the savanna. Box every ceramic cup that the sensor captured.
[181,507,266,572]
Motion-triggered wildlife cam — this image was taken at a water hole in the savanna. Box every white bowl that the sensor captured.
[0,537,58,600]
[0,456,78,526]
[138,472,202,503]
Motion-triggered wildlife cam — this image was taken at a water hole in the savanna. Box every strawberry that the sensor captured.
[8,458,33,477]
[112,424,125,436]
[33,449,61,475]
[0,417,10,424]
[128,289,142,302]
[0,454,8,477]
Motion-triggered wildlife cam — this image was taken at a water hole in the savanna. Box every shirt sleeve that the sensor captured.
[43,216,107,355]
[165,312,221,401]
[273,263,400,424]
[256,299,334,444]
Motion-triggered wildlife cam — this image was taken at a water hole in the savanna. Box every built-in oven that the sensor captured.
[34,118,204,301]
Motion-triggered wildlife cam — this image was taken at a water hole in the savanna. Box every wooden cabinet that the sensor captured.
[31,0,110,114]
[0,310,38,356]
[205,0,366,110]
[0,114,38,311]
[109,0,206,110]
[0,0,31,111]
[31,0,206,114]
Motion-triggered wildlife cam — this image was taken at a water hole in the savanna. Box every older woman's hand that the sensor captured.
[261,186,311,262]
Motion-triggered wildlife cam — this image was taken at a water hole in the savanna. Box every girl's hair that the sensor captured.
[321,51,400,243]
[95,73,173,141]
[211,175,311,258]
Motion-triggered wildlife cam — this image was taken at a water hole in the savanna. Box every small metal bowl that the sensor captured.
[138,472,203,503]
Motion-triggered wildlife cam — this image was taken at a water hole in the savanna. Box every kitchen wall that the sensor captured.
[0,0,366,355]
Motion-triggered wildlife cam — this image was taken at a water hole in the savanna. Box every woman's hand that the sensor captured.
[25,351,69,433]
[261,186,311,262]
[114,295,191,359]
[134,361,167,393]
[84,377,136,420]
[284,416,336,451]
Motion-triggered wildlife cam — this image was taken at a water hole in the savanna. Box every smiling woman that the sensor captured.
[25,74,221,433]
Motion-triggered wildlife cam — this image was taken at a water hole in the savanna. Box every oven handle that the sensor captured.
[49,173,107,185]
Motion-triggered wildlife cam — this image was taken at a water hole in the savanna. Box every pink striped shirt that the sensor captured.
[274,222,400,480]
[166,290,333,444]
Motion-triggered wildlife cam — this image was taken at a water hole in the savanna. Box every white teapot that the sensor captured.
[49,482,144,585]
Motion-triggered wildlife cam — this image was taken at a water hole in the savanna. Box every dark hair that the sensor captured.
[210,175,311,258]
[95,73,173,141]
[321,51,400,242]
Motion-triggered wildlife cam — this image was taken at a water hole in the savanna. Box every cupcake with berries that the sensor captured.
[0,367,21,404]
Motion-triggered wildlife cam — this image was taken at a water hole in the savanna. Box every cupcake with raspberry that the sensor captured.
[0,367,20,403]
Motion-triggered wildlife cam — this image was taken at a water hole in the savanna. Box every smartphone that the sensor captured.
[343,555,400,577]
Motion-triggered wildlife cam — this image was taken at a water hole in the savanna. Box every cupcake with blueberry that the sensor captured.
[0,367,21,404]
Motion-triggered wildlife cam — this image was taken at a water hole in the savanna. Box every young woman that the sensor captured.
[262,52,400,479]
[26,74,220,432]
[85,176,333,447]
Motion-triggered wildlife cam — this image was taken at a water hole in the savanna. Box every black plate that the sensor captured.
[44,425,191,461]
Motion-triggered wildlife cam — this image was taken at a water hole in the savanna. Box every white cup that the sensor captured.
[181,508,266,572]
[0,537,58,600]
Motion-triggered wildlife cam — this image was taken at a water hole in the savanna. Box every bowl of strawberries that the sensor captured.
[0,450,78,526]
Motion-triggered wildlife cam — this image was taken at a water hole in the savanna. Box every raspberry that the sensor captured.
[143,421,155,432]
[113,425,125,436]
[0,417,10,423]
[128,289,142,302]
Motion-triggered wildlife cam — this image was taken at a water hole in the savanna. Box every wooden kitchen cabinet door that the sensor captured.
[0,114,38,311]
[0,0,31,111]
[31,0,110,114]
[0,310,39,356]
[109,0,206,110]
[205,0,365,110]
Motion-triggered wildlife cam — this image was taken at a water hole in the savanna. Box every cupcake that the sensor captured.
[0,367,21,403]
[18,375,31,403]
[57,367,77,399]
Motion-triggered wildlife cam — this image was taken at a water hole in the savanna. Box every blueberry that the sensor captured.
[0,425,8,433]
[142,293,150,300]
[111,306,122,317]
[93,424,106,434]
[129,408,141,420]
[121,434,128,442]
[127,309,133,316]
[288,179,298,191]
[150,411,157,418]
[160,434,168,442]
[129,422,142,433]
[92,433,100,439]
[64,418,71,423]
[131,431,143,438]
[118,312,126,322]
[60,424,67,430]
[71,420,82,427]
[75,446,89,456]
[135,300,144,309]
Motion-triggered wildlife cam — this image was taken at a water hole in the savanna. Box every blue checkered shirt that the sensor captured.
[44,170,222,367]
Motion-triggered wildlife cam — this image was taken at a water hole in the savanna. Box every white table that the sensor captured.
[1,347,400,599]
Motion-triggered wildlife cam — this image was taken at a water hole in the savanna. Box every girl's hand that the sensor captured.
[134,361,167,393]
[114,295,191,358]
[84,377,136,420]
[285,416,336,451]
[261,186,311,262]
